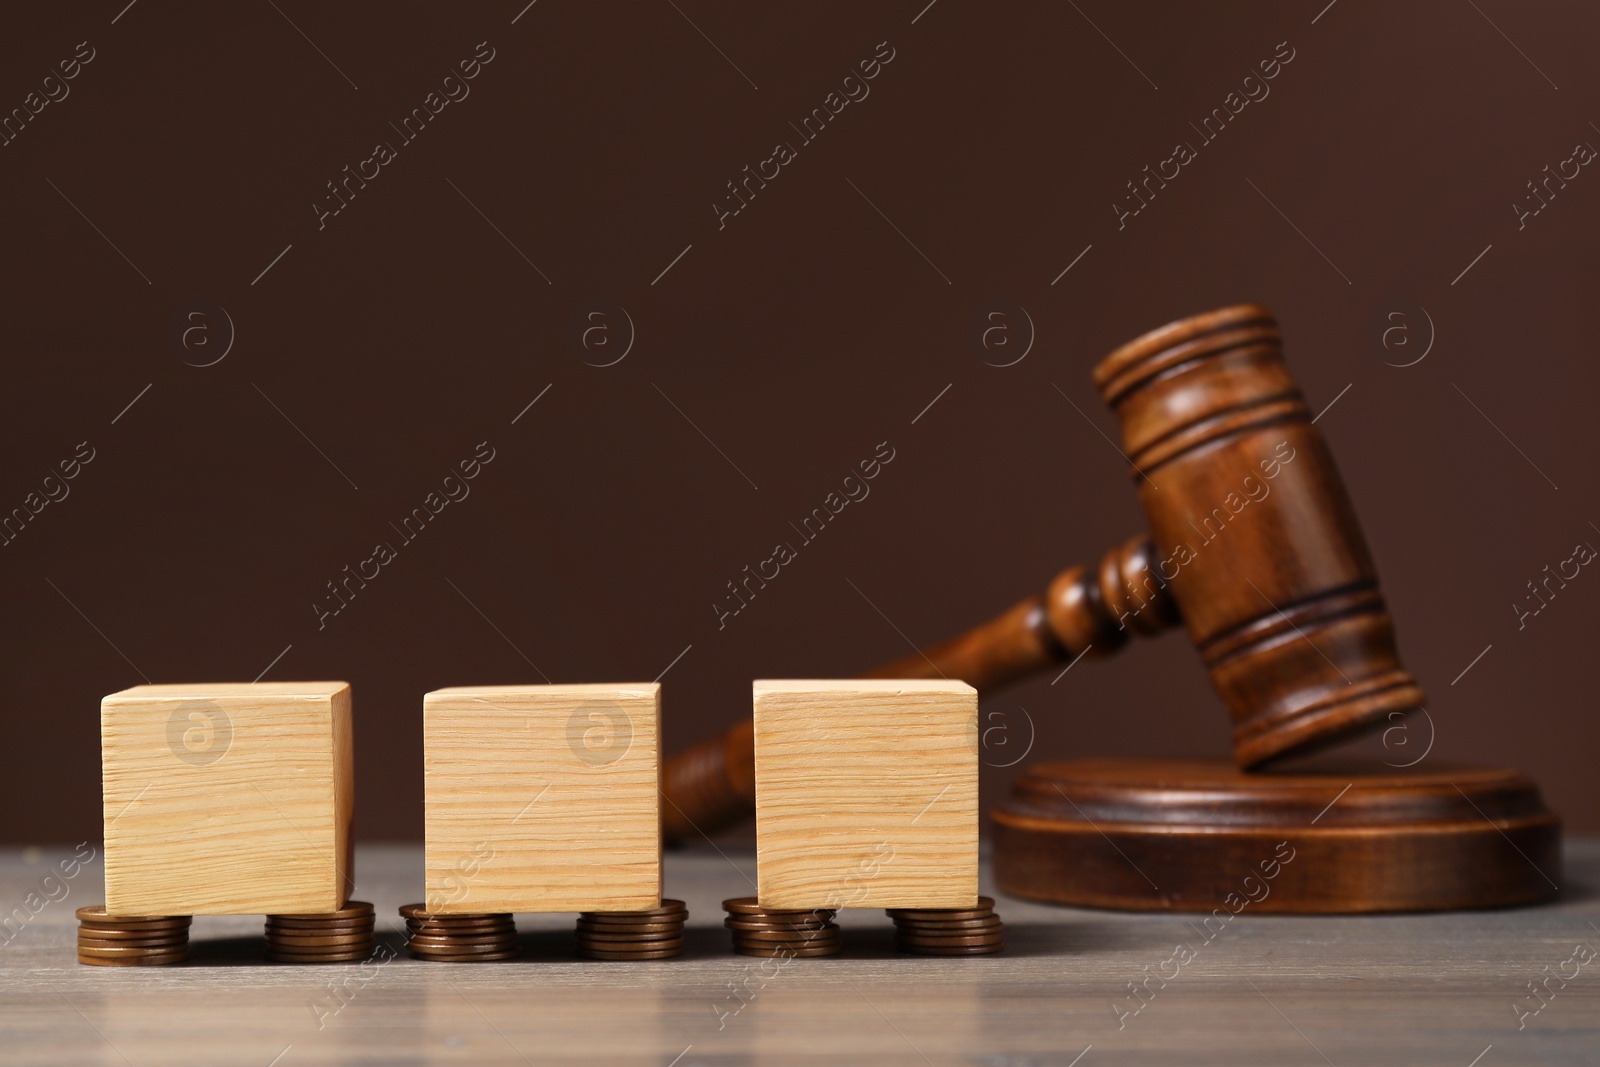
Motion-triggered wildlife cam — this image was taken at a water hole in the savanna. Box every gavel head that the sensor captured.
[1090,304,1426,767]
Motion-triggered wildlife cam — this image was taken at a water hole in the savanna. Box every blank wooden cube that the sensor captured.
[101,682,353,915]
[753,679,979,909]
[424,683,661,913]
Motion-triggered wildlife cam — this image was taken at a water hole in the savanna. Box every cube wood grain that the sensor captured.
[753,679,979,910]
[423,683,661,913]
[101,682,353,916]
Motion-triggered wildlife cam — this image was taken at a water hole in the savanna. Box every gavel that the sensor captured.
[662,304,1426,842]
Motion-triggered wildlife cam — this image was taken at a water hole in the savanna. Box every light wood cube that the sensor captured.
[424,683,661,913]
[753,679,979,909]
[101,682,353,916]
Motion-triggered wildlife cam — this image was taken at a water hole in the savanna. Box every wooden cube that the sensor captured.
[753,679,979,909]
[101,682,353,915]
[424,683,661,913]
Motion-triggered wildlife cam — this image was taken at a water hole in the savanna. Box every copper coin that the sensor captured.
[266,950,374,964]
[400,904,510,920]
[76,905,189,924]
[731,941,839,954]
[77,916,190,930]
[896,931,1005,947]
[723,915,832,927]
[575,943,681,955]
[268,929,375,942]
[408,928,514,942]
[733,943,839,958]
[408,948,522,962]
[889,902,985,921]
[406,923,516,938]
[722,897,833,918]
[410,939,519,953]
[398,908,505,921]
[723,918,833,932]
[583,902,687,914]
[408,941,520,955]
[581,905,687,923]
[75,925,190,941]
[76,923,190,937]
[77,947,188,961]
[269,924,376,937]
[894,925,1003,938]
[723,902,832,921]
[727,917,837,929]
[576,921,684,935]
[889,915,998,927]
[76,941,194,958]
[79,951,188,967]
[576,922,683,936]
[892,915,1000,927]
[896,936,1004,949]
[730,927,839,944]
[77,925,190,940]
[267,944,375,957]
[267,926,376,940]
[406,916,515,929]
[893,915,1003,929]
[270,902,374,921]
[406,921,512,934]
[407,932,518,948]
[897,942,1003,955]
[578,944,684,960]
[578,934,685,950]
[268,933,376,949]
[583,912,687,924]
[403,940,515,953]
[576,931,684,945]
[403,921,515,934]
[78,936,189,950]
[268,916,374,932]
[576,921,681,934]
[886,899,994,919]
[579,914,687,929]
[267,915,377,929]
[406,927,512,938]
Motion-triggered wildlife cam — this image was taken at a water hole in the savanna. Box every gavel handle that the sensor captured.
[661,535,1180,843]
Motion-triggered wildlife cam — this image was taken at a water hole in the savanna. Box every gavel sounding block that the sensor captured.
[423,683,661,914]
[753,679,978,910]
[993,758,1561,913]
[101,682,353,915]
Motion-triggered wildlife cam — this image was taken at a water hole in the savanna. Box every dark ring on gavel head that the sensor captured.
[1094,303,1426,766]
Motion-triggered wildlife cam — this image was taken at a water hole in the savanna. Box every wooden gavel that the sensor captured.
[662,305,1426,842]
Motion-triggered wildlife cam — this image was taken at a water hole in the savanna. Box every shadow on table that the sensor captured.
[182,917,1161,966]
[185,931,411,968]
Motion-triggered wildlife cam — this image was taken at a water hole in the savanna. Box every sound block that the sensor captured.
[993,758,1560,913]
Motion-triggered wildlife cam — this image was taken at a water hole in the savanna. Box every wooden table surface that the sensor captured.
[2,842,1596,1066]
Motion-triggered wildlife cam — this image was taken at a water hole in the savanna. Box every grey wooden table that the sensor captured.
[1,842,1596,1065]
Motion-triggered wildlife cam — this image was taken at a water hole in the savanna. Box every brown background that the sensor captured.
[3,1,1596,844]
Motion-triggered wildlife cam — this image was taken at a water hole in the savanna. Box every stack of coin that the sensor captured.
[76,905,190,967]
[723,897,840,958]
[887,896,1004,955]
[265,901,376,963]
[575,899,687,960]
[400,903,519,962]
